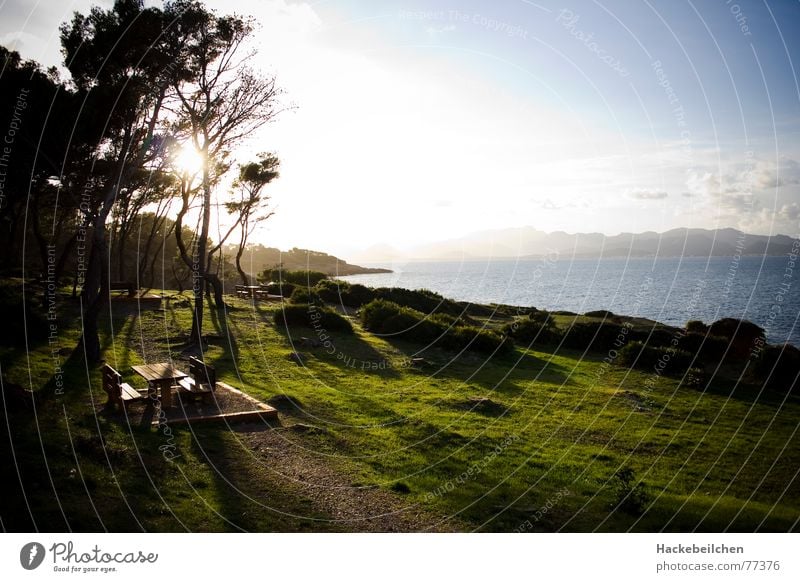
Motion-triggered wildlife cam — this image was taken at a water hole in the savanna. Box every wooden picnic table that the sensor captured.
[131,363,187,409]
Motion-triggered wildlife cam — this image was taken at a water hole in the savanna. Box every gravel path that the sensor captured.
[233,423,463,532]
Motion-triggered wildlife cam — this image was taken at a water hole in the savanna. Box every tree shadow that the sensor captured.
[273,324,404,379]
[185,426,343,532]
[375,336,572,392]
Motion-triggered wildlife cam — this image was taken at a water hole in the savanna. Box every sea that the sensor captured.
[340,255,799,346]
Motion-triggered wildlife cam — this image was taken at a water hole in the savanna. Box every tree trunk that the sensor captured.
[205,272,225,307]
[190,162,212,345]
[235,237,249,286]
[80,215,109,363]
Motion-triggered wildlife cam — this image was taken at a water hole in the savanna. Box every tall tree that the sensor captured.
[166,1,283,344]
[227,153,280,285]
[60,0,177,361]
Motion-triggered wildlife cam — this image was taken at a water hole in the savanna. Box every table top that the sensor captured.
[131,363,187,383]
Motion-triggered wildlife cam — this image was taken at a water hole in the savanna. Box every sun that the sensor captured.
[174,144,204,175]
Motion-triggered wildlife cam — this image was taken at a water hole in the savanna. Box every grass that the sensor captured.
[1,285,798,532]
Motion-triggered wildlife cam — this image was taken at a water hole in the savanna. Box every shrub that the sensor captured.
[584,309,617,319]
[610,468,650,516]
[360,299,512,355]
[680,332,728,365]
[315,279,376,307]
[374,287,463,316]
[686,320,708,333]
[0,286,48,346]
[628,326,676,349]
[529,310,555,326]
[617,341,693,375]
[263,281,296,297]
[561,321,625,351]
[274,303,353,333]
[502,318,560,345]
[708,318,765,358]
[260,269,328,287]
[289,287,323,305]
[753,344,800,392]
[443,326,511,354]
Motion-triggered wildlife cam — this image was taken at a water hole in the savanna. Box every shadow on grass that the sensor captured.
[186,426,343,532]
[273,322,404,379]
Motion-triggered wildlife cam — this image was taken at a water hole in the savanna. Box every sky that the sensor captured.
[2,0,800,259]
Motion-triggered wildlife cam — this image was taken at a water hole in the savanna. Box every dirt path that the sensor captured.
[232,423,464,532]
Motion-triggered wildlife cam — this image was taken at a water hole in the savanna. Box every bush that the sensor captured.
[680,332,728,365]
[274,303,353,333]
[617,341,693,375]
[584,309,617,319]
[611,468,650,516]
[628,326,676,349]
[561,321,625,351]
[708,318,765,358]
[529,310,555,326]
[260,269,328,287]
[360,299,511,355]
[0,286,49,346]
[753,344,800,392]
[289,287,323,305]
[374,287,464,317]
[263,281,296,297]
[315,279,376,308]
[686,320,708,333]
[502,318,560,345]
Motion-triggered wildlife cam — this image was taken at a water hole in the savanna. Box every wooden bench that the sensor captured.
[102,364,145,410]
[177,356,216,400]
[110,281,136,297]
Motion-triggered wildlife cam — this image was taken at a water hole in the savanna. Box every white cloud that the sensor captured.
[626,188,668,200]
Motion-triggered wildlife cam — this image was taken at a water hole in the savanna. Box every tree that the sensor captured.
[60,0,177,362]
[166,0,283,344]
[227,153,280,285]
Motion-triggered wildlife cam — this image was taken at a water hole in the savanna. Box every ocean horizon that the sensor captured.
[340,255,799,346]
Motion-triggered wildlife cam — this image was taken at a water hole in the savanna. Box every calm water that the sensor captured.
[341,256,799,346]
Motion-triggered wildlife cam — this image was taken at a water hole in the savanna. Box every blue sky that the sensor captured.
[2,0,799,257]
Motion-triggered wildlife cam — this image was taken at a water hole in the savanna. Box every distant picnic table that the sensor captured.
[131,363,187,409]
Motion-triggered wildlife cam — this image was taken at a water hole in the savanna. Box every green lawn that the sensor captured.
[1,288,798,532]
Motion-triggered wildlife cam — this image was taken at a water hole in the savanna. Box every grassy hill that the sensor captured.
[1,283,797,532]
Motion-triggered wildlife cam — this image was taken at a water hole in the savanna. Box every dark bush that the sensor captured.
[263,281,296,297]
[753,344,800,392]
[315,279,376,308]
[502,318,560,345]
[680,332,729,365]
[261,269,328,287]
[584,309,617,319]
[274,303,353,333]
[374,287,463,316]
[617,341,693,375]
[529,310,555,326]
[686,320,708,333]
[443,326,510,354]
[360,299,511,355]
[0,286,49,346]
[708,318,765,358]
[289,287,323,305]
[611,468,650,516]
[561,321,625,351]
[627,326,677,349]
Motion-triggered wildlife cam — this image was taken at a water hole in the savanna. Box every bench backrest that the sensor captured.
[102,364,123,402]
[188,356,216,389]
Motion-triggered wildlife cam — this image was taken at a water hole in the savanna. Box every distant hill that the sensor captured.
[370,227,799,260]
[223,244,392,276]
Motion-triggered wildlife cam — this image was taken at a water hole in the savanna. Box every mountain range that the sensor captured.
[350,227,800,262]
